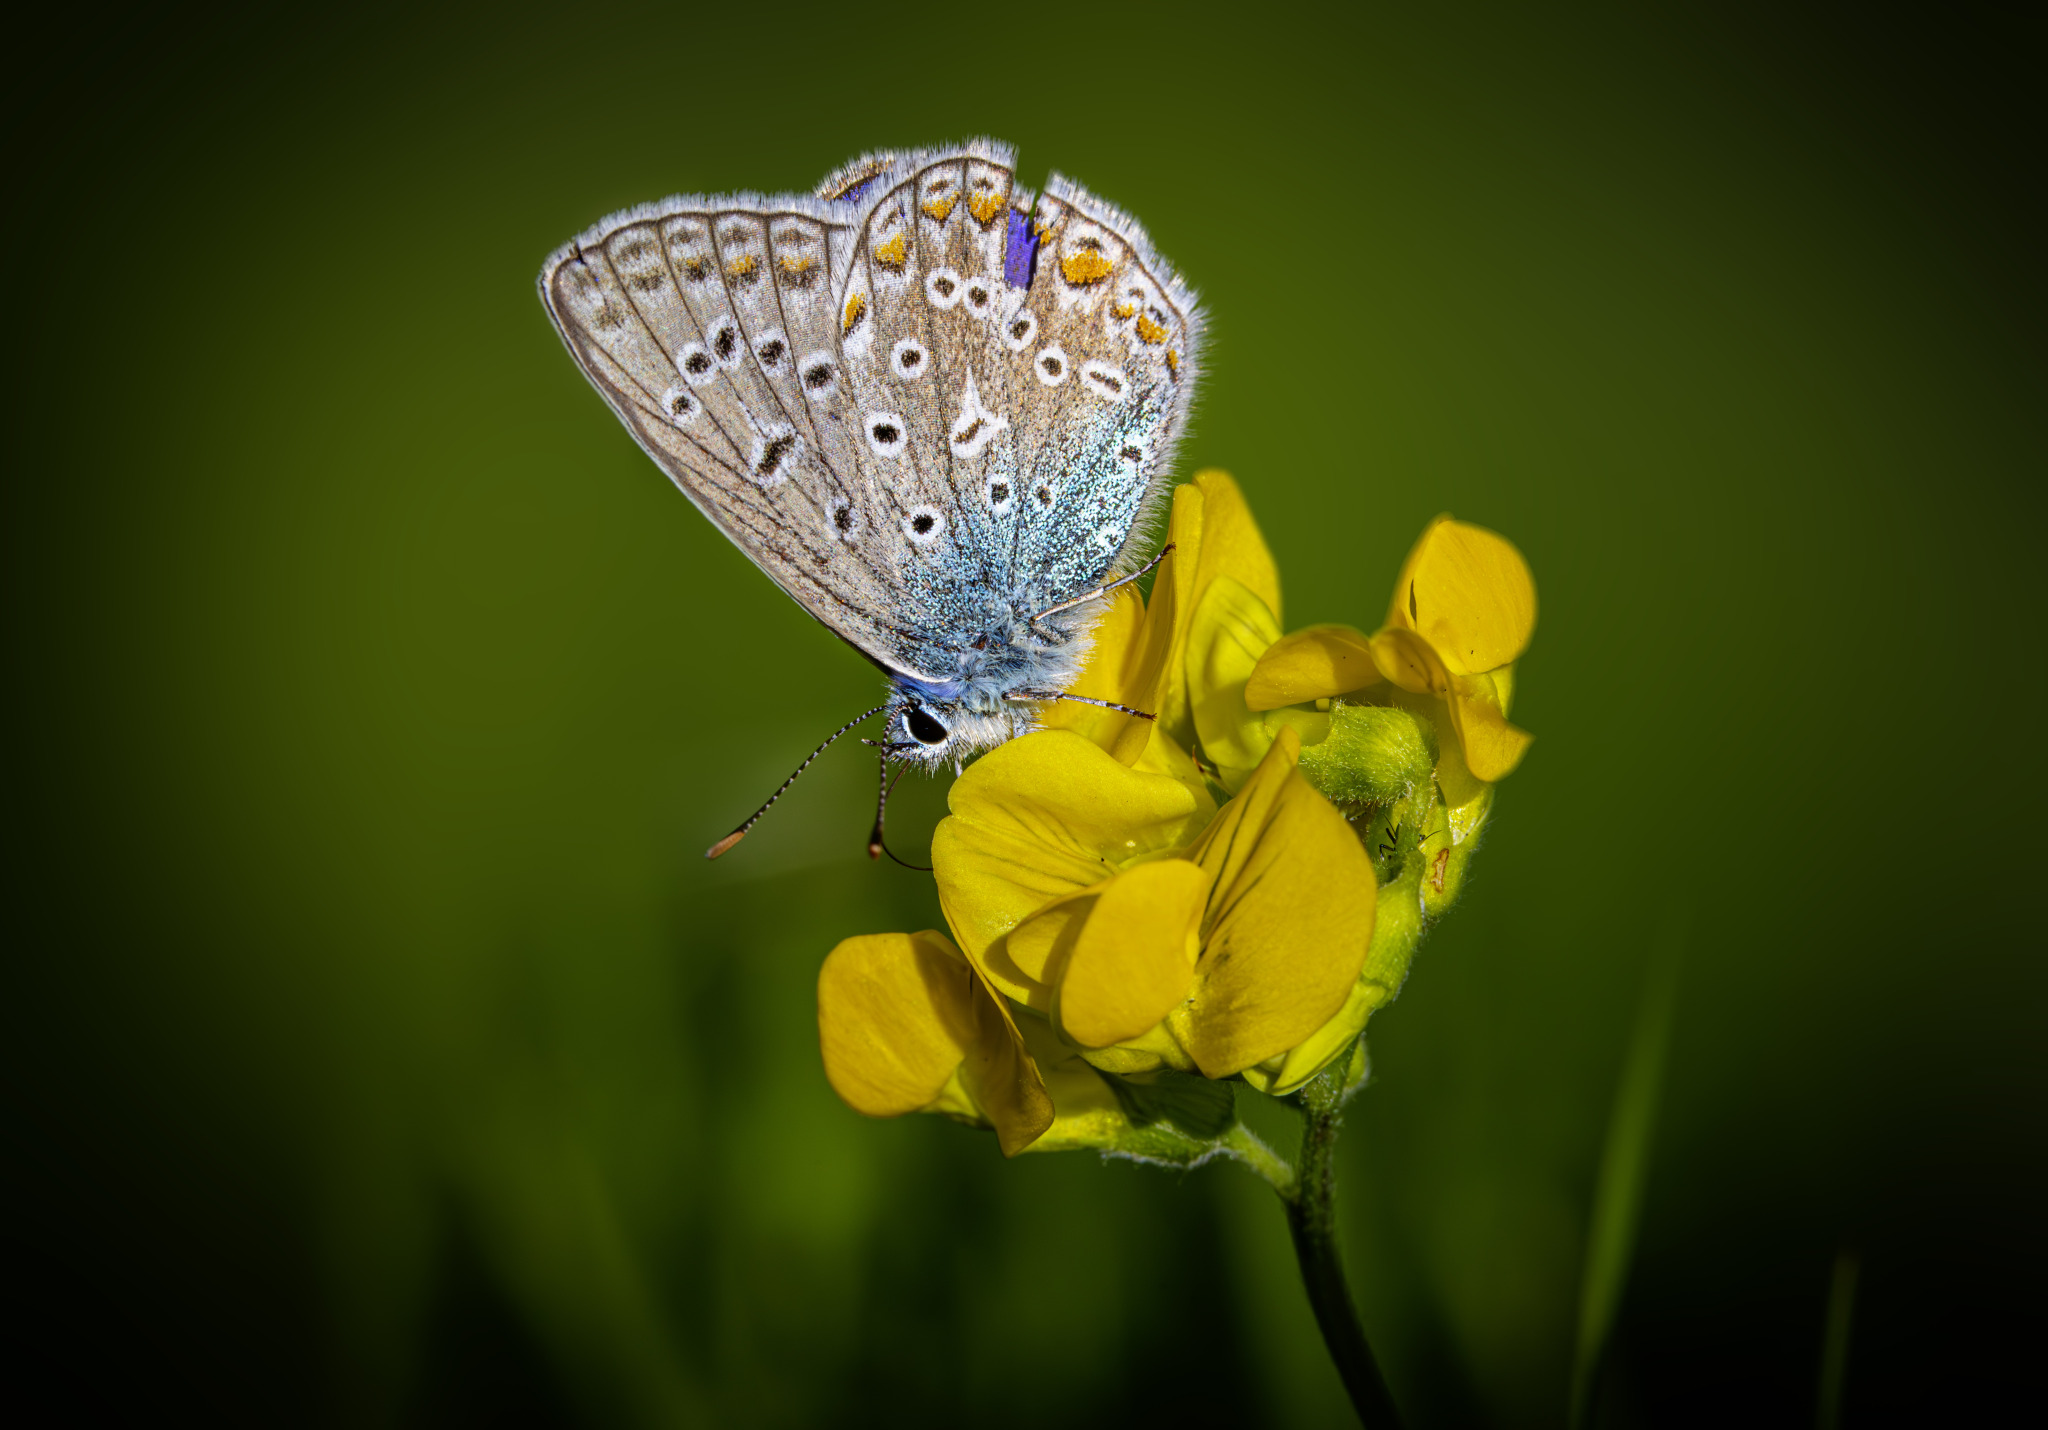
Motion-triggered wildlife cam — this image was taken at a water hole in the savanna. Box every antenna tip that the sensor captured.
[706,829,747,860]
[867,831,884,861]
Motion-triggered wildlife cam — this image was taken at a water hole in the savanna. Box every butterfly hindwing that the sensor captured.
[540,143,1203,696]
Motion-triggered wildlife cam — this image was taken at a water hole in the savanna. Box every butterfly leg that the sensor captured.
[1008,691,1158,721]
[860,739,932,870]
[1028,543,1177,631]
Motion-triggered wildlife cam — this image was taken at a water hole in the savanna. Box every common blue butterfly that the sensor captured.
[539,141,1202,856]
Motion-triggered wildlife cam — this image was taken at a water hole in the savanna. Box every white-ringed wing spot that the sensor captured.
[925,268,963,308]
[1081,360,1128,402]
[890,338,930,380]
[797,351,839,397]
[752,329,789,371]
[904,506,946,546]
[1034,345,1070,387]
[949,369,1009,460]
[1001,308,1038,353]
[659,384,700,427]
[748,424,801,487]
[865,412,908,458]
[676,342,719,387]
[705,315,743,370]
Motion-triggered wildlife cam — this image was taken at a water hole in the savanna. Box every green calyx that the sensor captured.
[1297,701,1439,811]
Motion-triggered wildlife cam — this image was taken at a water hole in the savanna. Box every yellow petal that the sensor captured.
[1250,977,1378,1095]
[1040,586,1159,758]
[1448,676,1535,782]
[932,731,1214,1006]
[817,930,983,1117]
[1386,516,1536,675]
[1186,471,1282,620]
[1056,858,1207,1048]
[1370,625,1451,697]
[1187,575,1283,789]
[957,968,1057,1157]
[1245,624,1382,711]
[1151,472,1283,748]
[1009,1012,1145,1153]
[1371,630,1533,783]
[1180,727,1376,1077]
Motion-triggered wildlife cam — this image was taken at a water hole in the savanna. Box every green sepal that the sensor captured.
[1297,701,1438,812]
[1105,1066,1239,1139]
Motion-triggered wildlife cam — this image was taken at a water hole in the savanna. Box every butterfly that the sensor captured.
[538,140,1202,857]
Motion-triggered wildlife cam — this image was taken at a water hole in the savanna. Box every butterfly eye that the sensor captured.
[903,706,949,746]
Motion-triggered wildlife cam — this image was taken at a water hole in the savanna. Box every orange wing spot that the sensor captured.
[778,255,817,276]
[1135,313,1169,344]
[1166,348,1181,376]
[872,234,907,270]
[1061,249,1115,285]
[842,292,868,334]
[724,253,758,279]
[966,192,1006,226]
[1033,218,1055,239]
[921,195,958,222]
[1111,300,1136,319]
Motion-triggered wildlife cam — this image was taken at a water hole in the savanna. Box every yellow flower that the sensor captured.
[935,724,1374,1092]
[815,480,1539,1153]
[816,928,1052,1156]
[1246,514,1536,785]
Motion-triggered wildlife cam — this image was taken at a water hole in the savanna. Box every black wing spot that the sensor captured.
[756,435,797,477]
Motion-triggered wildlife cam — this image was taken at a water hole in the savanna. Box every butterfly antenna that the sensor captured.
[705,703,888,859]
[864,743,932,871]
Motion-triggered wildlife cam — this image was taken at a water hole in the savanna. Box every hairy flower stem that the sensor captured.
[1287,1061,1404,1428]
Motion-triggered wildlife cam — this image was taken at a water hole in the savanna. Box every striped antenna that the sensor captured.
[705,703,889,859]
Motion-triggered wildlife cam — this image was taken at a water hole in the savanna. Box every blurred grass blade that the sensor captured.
[1569,932,1682,1428]
[1816,1247,1859,1430]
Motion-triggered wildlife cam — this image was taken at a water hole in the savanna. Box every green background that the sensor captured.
[10,2,2042,1425]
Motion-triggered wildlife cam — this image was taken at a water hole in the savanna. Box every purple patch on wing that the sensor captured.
[1003,210,1041,289]
[836,176,881,206]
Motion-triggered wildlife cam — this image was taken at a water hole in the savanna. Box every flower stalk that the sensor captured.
[1285,1057,1405,1428]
